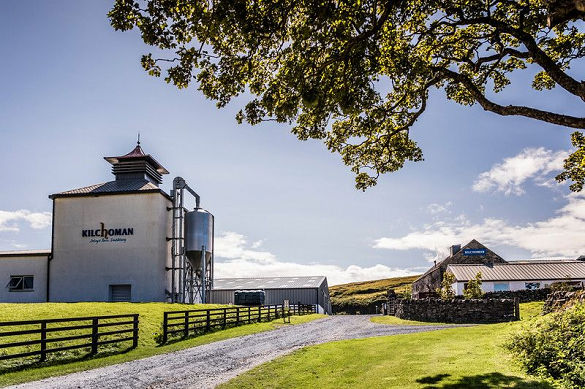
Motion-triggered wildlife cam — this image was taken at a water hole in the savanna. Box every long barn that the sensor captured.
[209,276,332,314]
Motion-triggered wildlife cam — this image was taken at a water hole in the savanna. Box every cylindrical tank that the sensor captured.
[184,208,214,270]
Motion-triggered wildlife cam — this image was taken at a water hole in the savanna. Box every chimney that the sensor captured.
[450,244,461,257]
[434,260,437,267]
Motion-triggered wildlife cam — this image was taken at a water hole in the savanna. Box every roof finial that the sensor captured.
[137,132,141,146]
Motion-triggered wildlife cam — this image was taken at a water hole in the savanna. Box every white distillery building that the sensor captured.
[0,143,174,303]
[1,142,331,306]
[447,260,585,295]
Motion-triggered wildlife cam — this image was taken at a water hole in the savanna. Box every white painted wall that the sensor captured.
[49,193,171,302]
[454,279,585,295]
[0,255,48,302]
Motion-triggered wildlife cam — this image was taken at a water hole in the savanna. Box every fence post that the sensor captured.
[91,318,99,355]
[258,306,262,322]
[236,307,240,325]
[514,297,520,321]
[223,308,227,329]
[183,312,189,338]
[132,314,139,349]
[206,310,211,332]
[248,306,251,323]
[163,312,168,344]
[267,306,271,321]
[40,321,47,362]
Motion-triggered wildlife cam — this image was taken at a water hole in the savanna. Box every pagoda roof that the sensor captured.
[104,144,169,174]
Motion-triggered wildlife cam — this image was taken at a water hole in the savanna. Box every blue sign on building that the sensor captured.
[463,248,486,256]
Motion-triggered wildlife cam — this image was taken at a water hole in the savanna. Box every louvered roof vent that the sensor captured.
[103,138,169,185]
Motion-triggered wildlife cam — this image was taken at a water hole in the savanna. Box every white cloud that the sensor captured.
[373,193,585,260]
[0,210,52,232]
[215,232,276,264]
[251,240,264,249]
[214,231,420,285]
[427,201,452,214]
[473,147,568,195]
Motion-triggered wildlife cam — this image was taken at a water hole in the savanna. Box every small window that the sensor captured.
[494,283,509,292]
[525,282,540,290]
[7,276,34,291]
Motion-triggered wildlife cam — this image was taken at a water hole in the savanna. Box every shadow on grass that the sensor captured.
[416,372,553,388]
[0,345,135,375]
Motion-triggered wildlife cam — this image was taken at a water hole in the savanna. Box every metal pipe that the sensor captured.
[201,245,206,304]
[179,189,184,303]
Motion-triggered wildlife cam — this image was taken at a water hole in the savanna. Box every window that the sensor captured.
[525,282,541,290]
[494,283,509,292]
[8,276,34,291]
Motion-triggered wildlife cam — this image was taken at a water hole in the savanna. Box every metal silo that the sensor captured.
[184,208,214,303]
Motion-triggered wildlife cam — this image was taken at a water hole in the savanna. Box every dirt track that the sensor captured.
[10,316,456,389]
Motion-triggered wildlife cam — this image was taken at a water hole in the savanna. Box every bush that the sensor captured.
[436,272,456,300]
[463,272,484,299]
[506,302,585,388]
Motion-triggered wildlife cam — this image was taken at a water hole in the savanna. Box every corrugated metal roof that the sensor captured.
[0,249,51,257]
[51,180,162,196]
[448,261,585,281]
[214,276,326,290]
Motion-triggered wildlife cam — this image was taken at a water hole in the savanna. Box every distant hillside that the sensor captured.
[330,275,420,314]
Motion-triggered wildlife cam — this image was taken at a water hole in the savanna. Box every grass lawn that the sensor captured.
[0,302,324,387]
[370,315,445,326]
[220,303,549,389]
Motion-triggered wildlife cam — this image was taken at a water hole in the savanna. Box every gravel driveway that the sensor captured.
[10,316,455,389]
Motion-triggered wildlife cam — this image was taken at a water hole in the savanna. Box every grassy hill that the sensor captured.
[330,275,420,314]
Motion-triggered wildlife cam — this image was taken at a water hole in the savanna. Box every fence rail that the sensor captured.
[0,314,139,363]
[161,304,316,343]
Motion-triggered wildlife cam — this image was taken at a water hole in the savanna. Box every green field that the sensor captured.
[329,275,419,313]
[220,303,549,388]
[0,302,324,387]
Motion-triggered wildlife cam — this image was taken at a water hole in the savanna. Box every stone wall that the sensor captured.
[483,288,551,303]
[543,290,585,314]
[392,298,519,324]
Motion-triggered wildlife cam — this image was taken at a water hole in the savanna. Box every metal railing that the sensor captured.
[161,304,316,343]
[0,314,139,364]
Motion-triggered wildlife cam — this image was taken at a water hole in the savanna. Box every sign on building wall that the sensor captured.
[82,222,134,244]
[463,248,486,256]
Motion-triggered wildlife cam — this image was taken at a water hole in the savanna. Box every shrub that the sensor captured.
[463,272,484,299]
[505,302,585,389]
[436,272,456,300]
[399,285,413,300]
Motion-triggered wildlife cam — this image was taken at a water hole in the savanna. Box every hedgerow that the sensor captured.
[506,302,585,388]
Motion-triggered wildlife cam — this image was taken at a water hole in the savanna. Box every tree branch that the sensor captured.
[447,16,585,101]
[436,67,585,128]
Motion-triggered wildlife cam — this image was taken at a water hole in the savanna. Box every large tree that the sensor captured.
[109,0,585,190]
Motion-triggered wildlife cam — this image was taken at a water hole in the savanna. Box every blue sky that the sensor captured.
[1,1,584,285]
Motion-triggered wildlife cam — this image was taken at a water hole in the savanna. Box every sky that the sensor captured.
[1,2,584,285]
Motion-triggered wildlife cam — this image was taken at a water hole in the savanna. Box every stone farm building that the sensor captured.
[412,239,585,298]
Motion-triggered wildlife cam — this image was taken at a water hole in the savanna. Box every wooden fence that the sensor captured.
[0,314,139,364]
[161,304,316,343]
